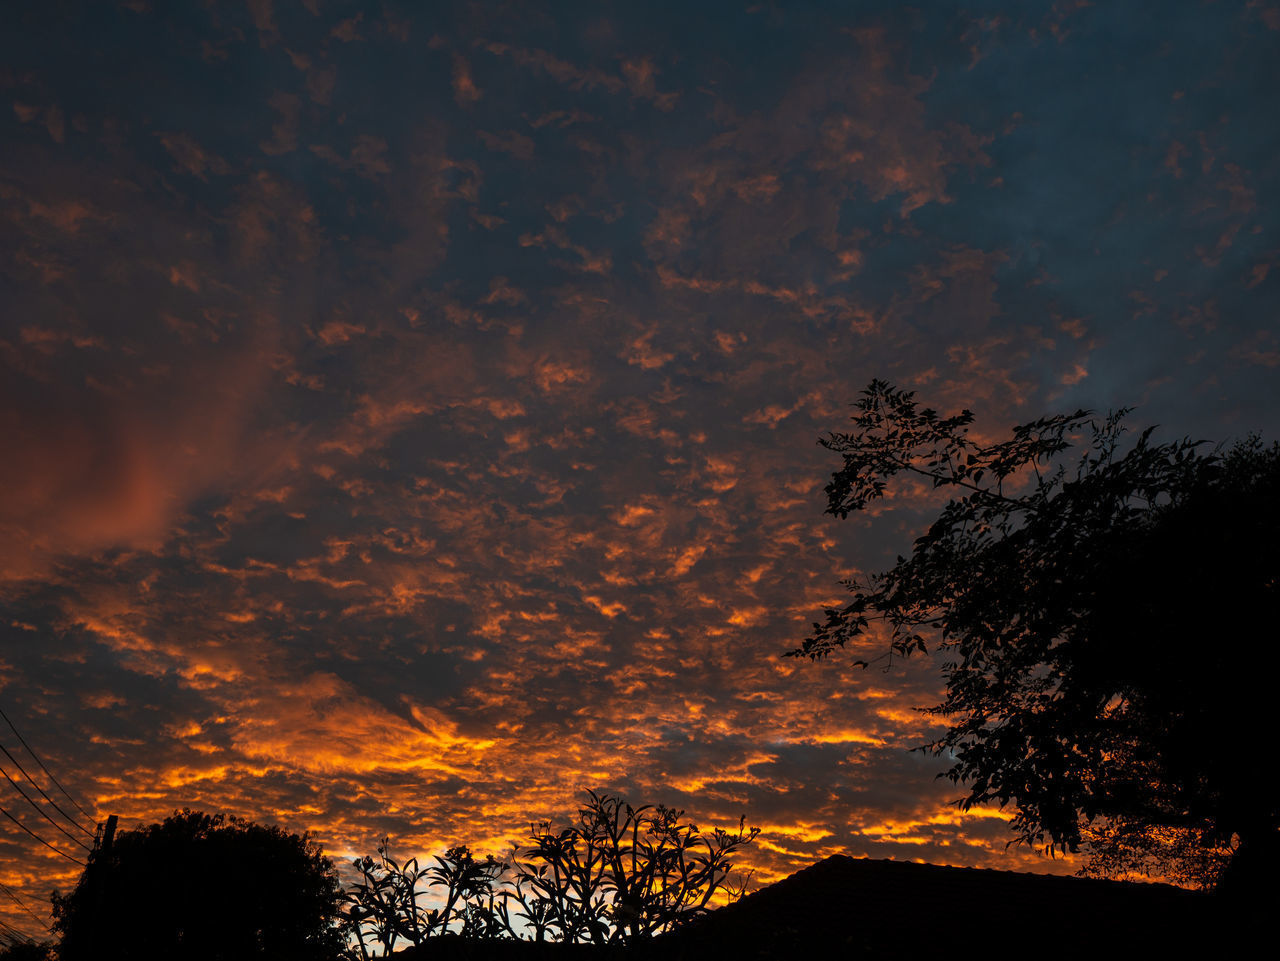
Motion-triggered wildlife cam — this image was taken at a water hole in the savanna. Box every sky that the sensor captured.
[2,0,1279,941]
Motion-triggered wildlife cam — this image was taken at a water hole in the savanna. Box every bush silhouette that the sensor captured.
[342,841,507,954]
[0,942,53,961]
[342,790,758,955]
[52,809,346,961]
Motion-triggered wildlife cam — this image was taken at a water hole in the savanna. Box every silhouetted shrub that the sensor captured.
[0,942,54,961]
[52,809,347,961]
[342,841,507,955]
[342,791,757,956]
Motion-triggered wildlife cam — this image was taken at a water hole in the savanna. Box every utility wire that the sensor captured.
[0,804,84,866]
[0,881,47,932]
[0,920,35,946]
[0,763,92,852]
[0,704,96,824]
[0,741,95,837]
[0,919,42,946]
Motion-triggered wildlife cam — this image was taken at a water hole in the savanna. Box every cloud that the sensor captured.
[0,329,282,581]
[452,52,482,105]
[1,0,1276,937]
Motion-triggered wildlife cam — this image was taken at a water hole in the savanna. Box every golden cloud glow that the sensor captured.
[0,0,1257,940]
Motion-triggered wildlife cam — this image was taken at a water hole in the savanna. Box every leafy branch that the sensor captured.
[341,791,758,955]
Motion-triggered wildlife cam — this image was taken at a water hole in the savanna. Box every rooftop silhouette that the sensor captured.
[397,855,1238,960]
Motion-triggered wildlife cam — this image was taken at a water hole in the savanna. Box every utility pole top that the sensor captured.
[99,815,117,856]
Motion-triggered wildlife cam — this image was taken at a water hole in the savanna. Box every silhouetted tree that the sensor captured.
[342,840,507,956]
[510,791,759,945]
[790,381,1279,897]
[341,791,758,955]
[52,809,347,961]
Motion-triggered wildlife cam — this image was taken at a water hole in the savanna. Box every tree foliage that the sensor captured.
[790,380,1280,892]
[342,841,508,955]
[52,810,347,961]
[341,790,758,956]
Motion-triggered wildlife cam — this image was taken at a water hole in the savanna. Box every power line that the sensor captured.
[0,920,35,947]
[0,880,48,932]
[0,803,84,866]
[0,704,96,824]
[0,917,44,946]
[0,762,92,852]
[0,741,95,838]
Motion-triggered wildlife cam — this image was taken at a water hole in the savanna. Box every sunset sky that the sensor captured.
[2,0,1279,940]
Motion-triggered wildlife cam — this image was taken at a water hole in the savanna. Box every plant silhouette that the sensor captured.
[791,380,1280,899]
[0,942,53,961]
[52,810,346,961]
[341,790,758,956]
[342,842,506,955]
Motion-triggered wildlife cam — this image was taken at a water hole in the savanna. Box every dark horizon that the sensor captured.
[2,0,1278,942]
